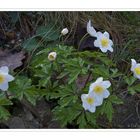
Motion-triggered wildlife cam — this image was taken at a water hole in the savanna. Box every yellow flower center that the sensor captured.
[49,55,54,59]
[134,67,140,75]
[93,85,104,94]
[48,54,55,61]
[86,97,94,105]
[101,38,109,47]
[0,74,5,84]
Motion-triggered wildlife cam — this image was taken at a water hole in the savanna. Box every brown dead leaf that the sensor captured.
[0,49,25,70]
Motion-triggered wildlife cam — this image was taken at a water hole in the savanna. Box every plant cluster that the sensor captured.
[0,19,139,128]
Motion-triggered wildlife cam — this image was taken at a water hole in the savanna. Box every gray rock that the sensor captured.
[6,117,25,128]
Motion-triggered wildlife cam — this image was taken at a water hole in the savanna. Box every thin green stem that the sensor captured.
[78,33,89,51]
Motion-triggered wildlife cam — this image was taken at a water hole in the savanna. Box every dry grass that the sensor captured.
[0,11,140,62]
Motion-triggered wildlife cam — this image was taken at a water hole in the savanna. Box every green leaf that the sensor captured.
[64,57,87,84]
[50,84,76,99]
[36,25,60,42]
[9,76,39,105]
[93,66,109,78]
[68,71,80,84]
[0,98,13,106]
[105,101,114,122]
[128,87,137,95]
[24,86,39,106]
[77,112,87,128]
[85,112,96,126]
[0,106,10,120]
[22,23,60,52]
[99,100,114,122]
[76,51,106,58]
[110,68,122,78]
[76,51,113,66]
[128,84,140,95]
[39,76,51,87]
[109,95,123,104]
[125,76,136,86]
[57,71,69,79]
[22,37,39,52]
[9,76,32,100]
[53,105,81,127]
[58,95,78,107]
[132,84,140,92]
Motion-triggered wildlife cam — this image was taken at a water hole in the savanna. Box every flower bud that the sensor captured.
[48,52,57,61]
[61,28,69,35]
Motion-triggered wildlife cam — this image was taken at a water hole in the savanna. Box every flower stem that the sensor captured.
[5,91,9,99]
[83,65,92,89]
[78,33,89,51]
[84,71,92,89]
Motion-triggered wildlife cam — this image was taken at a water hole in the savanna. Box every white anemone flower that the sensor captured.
[81,94,100,113]
[0,66,14,91]
[87,20,97,37]
[61,28,69,35]
[131,59,140,79]
[48,52,57,61]
[94,31,113,53]
[88,77,111,105]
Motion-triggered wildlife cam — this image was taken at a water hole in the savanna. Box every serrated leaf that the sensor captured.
[9,76,32,100]
[0,106,10,120]
[105,101,114,122]
[109,95,123,104]
[68,71,80,84]
[125,76,136,86]
[24,86,39,106]
[85,112,96,125]
[77,112,87,128]
[59,96,78,107]
[57,72,69,79]
[128,87,137,95]
[93,66,109,78]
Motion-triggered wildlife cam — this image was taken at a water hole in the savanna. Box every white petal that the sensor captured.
[134,73,140,80]
[103,31,110,38]
[109,40,113,46]
[108,45,113,52]
[103,90,110,98]
[81,94,89,110]
[95,77,103,83]
[88,90,94,96]
[88,106,96,113]
[96,31,102,38]
[95,97,103,106]
[82,102,89,110]
[131,59,137,71]
[102,80,111,88]
[87,20,97,37]
[0,66,9,74]
[81,94,87,102]
[88,83,96,93]
[6,74,15,82]
[94,40,100,47]
[0,82,9,91]
[100,47,108,53]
